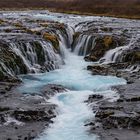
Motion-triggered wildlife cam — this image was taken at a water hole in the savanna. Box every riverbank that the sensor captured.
[0,82,67,140]
[86,62,140,140]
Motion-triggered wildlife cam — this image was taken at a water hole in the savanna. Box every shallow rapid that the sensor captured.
[19,46,126,140]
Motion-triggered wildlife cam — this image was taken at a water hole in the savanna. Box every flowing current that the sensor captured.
[20,44,126,140]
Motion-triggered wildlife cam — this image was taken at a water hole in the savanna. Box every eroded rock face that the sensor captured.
[0,17,70,82]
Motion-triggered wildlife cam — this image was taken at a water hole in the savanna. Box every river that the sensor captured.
[19,43,126,140]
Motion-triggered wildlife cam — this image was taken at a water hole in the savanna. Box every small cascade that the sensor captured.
[73,34,96,56]
[55,25,74,58]
[66,26,75,46]
[0,40,64,78]
[0,18,75,80]
[99,35,140,64]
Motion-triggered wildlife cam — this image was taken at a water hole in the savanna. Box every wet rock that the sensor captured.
[0,82,58,140]
[87,65,116,76]
[95,110,114,119]
[99,104,123,110]
[13,109,55,122]
[102,112,140,129]
[86,94,103,103]
[122,51,140,64]
[88,80,140,140]
[84,35,126,62]
[42,84,67,99]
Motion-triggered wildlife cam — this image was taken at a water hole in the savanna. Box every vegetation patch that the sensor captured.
[103,36,113,48]
[43,32,59,51]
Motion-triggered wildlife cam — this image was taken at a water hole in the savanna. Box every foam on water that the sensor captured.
[19,47,126,140]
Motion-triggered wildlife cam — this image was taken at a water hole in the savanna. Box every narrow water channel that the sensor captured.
[19,46,126,140]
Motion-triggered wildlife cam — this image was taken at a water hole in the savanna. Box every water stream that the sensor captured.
[19,46,126,140]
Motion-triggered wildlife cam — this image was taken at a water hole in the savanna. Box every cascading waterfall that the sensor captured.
[73,34,96,56]
[1,40,63,77]
[1,11,140,140]
[19,28,126,140]
[99,35,140,64]
[0,18,75,79]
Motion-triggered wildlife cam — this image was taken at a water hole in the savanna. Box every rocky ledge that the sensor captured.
[86,62,140,139]
[0,82,66,140]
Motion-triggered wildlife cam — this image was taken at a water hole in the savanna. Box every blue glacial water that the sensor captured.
[19,48,126,140]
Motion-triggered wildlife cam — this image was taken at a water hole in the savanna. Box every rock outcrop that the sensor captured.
[0,83,66,140]
[0,17,71,82]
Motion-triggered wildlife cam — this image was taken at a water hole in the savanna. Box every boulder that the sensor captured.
[42,84,67,99]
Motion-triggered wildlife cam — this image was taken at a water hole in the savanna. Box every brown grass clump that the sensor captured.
[103,36,113,47]
[14,22,23,28]
[0,19,5,25]
[43,32,59,50]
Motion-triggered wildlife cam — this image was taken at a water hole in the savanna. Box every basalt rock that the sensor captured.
[13,109,56,122]
[88,80,140,139]
[87,65,116,76]
[42,84,67,99]
[0,82,57,140]
[0,17,70,82]
[86,94,103,103]
[84,35,126,61]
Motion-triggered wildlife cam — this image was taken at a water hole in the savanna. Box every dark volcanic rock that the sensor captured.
[42,84,67,99]
[88,80,140,140]
[0,82,58,140]
[84,35,127,62]
[85,94,103,103]
[13,109,55,122]
[87,62,140,83]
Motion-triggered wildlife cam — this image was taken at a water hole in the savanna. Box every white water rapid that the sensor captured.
[19,44,126,140]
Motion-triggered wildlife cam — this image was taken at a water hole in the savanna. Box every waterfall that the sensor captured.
[66,26,75,46]
[73,34,96,56]
[0,40,64,79]
[99,35,140,64]
[0,22,75,80]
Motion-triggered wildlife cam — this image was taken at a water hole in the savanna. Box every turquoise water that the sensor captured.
[19,49,126,140]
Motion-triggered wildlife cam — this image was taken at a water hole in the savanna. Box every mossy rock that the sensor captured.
[0,68,5,81]
[30,41,46,65]
[13,22,23,28]
[40,22,49,27]
[122,51,140,64]
[103,36,113,48]
[0,19,5,25]
[0,42,28,76]
[101,27,113,32]
[86,35,126,62]
[4,28,12,33]
[43,32,59,51]
[28,29,42,35]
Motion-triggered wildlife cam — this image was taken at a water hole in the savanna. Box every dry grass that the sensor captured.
[0,0,139,19]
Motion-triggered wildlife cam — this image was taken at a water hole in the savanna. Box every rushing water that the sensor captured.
[19,46,126,140]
